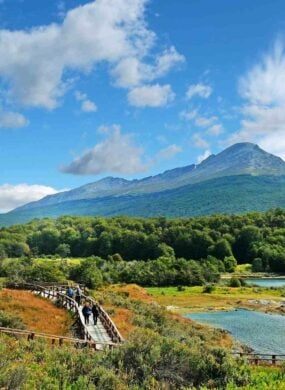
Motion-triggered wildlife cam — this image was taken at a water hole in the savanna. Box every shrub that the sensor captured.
[228,277,241,287]
[0,310,25,329]
[203,284,215,293]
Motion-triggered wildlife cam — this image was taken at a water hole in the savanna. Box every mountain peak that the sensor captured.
[9,142,285,216]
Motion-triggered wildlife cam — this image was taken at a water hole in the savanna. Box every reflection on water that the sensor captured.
[185,309,285,354]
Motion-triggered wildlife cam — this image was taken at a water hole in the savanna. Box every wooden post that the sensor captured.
[59,338,63,347]
[272,355,276,366]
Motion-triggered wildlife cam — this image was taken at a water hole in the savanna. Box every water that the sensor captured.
[245,278,285,287]
[186,309,285,354]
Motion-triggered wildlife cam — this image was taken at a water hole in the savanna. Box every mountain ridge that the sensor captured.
[15,142,285,212]
[1,142,285,226]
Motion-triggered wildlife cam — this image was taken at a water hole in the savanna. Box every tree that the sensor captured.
[224,256,237,272]
[56,243,71,258]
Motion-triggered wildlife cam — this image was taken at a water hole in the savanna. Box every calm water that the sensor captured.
[246,278,285,287]
[186,310,285,354]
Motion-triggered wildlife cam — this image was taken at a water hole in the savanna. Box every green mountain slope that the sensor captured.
[1,175,285,226]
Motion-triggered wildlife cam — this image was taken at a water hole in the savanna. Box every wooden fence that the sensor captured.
[0,326,116,350]
[4,282,124,347]
[232,352,285,366]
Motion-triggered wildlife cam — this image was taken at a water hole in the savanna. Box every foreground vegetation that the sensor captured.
[1,286,285,389]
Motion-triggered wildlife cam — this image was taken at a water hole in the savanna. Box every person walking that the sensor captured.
[92,303,99,325]
[82,302,92,325]
[75,285,82,306]
[67,286,73,299]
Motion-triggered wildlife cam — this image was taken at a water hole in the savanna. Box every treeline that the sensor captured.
[1,209,285,273]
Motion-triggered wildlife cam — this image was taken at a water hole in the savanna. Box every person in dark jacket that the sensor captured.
[82,302,92,325]
[92,303,99,325]
[75,285,82,306]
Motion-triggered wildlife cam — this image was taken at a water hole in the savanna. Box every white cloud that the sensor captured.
[157,144,182,160]
[75,90,97,112]
[81,100,97,112]
[0,111,29,128]
[180,109,197,121]
[207,123,224,136]
[229,40,285,159]
[180,108,218,128]
[128,84,175,107]
[0,0,153,109]
[61,124,149,175]
[186,83,212,100]
[194,115,217,128]
[0,184,62,212]
[197,149,211,164]
[0,0,183,111]
[192,133,209,149]
[112,46,185,88]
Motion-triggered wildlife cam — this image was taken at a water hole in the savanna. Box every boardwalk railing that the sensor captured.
[231,352,285,366]
[0,326,116,350]
[5,282,124,347]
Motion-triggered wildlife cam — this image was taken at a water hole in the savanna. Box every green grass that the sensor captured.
[146,285,285,314]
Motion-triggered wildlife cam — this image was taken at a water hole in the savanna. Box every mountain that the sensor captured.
[1,142,285,226]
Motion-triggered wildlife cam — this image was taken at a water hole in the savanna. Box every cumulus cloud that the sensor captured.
[0,184,62,212]
[81,100,97,112]
[229,40,285,159]
[75,90,97,112]
[194,115,217,128]
[128,84,175,107]
[197,149,211,164]
[0,111,29,128]
[112,46,185,88]
[180,108,218,129]
[0,0,182,110]
[61,124,149,175]
[186,83,212,100]
[156,144,182,160]
[207,124,224,136]
[192,133,209,149]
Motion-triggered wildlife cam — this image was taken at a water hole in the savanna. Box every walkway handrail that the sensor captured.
[5,282,124,346]
[231,352,285,365]
[82,292,124,343]
[0,326,117,350]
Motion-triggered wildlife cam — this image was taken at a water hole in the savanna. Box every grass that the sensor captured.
[0,289,72,335]
[146,285,285,314]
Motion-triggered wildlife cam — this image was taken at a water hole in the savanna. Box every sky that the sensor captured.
[0,0,285,212]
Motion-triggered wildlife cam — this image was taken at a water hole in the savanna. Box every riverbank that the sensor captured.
[146,286,285,316]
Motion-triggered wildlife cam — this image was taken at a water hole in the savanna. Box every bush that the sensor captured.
[0,310,25,329]
[228,277,241,287]
[203,284,215,293]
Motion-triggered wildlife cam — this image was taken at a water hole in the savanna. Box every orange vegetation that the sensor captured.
[105,305,135,338]
[105,284,154,303]
[0,289,72,336]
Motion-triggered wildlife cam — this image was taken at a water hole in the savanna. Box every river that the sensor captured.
[245,278,285,287]
[185,309,285,354]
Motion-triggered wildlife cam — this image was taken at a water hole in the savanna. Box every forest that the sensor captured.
[0,209,285,287]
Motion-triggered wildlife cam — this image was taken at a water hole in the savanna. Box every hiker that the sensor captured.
[82,302,92,325]
[75,285,82,306]
[92,303,99,325]
[67,286,73,299]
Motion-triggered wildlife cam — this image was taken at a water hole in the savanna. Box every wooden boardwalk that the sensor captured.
[3,282,123,350]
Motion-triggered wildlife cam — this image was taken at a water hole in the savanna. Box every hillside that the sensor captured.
[1,143,285,226]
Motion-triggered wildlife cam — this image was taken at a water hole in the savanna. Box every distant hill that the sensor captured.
[1,142,285,226]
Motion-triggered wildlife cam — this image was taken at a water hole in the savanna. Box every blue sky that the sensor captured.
[0,0,285,211]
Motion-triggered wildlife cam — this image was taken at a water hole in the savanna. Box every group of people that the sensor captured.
[66,285,100,325]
